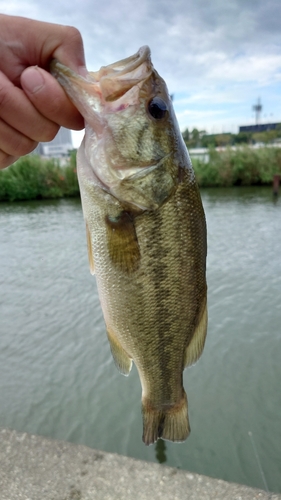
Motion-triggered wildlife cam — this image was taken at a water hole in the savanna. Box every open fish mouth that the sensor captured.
[50,46,153,107]
[95,46,153,103]
[91,46,151,82]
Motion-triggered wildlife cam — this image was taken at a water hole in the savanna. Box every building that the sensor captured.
[33,127,73,157]
[239,123,281,133]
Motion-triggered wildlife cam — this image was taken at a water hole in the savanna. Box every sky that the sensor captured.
[1,0,281,148]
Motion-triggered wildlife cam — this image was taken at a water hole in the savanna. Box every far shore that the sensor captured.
[0,145,280,202]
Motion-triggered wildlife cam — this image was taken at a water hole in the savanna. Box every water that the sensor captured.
[0,188,280,493]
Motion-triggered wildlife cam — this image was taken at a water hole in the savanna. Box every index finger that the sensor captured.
[0,15,87,83]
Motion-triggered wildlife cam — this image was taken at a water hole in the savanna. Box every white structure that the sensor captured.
[33,127,73,157]
[189,148,210,163]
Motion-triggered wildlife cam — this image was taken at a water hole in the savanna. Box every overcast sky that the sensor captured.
[1,0,281,147]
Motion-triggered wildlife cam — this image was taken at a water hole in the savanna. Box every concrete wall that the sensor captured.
[0,428,280,500]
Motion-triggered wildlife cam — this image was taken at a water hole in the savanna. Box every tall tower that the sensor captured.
[253,98,262,126]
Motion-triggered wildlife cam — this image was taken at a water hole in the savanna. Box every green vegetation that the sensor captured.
[192,146,281,187]
[0,153,79,201]
[183,125,281,149]
[0,145,280,202]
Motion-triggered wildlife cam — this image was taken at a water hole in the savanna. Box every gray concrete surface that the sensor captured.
[0,428,280,500]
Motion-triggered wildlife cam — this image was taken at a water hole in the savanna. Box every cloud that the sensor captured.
[1,0,281,133]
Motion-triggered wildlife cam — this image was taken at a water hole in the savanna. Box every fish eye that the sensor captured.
[148,97,168,120]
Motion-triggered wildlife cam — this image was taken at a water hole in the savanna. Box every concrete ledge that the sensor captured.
[0,428,280,500]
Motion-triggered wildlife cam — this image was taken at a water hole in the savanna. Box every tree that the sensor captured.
[182,128,189,142]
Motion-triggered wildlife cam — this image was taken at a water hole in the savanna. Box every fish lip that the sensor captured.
[51,46,153,107]
[97,46,151,79]
[50,59,71,78]
[50,60,93,85]
[50,45,151,85]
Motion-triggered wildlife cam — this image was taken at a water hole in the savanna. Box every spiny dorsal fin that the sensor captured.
[107,326,132,376]
[86,221,95,275]
[184,295,208,368]
[105,211,140,273]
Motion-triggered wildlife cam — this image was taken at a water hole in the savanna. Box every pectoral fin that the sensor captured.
[86,222,95,275]
[105,211,140,273]
[107,327,132,376]
[184,296,208,368]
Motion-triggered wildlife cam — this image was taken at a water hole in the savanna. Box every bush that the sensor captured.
[192,146,281,187]
[0,154,80,201]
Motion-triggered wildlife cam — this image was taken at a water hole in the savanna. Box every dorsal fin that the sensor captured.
[184,295,208,368]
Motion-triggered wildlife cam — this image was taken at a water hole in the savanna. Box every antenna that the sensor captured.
[252,98,262,126]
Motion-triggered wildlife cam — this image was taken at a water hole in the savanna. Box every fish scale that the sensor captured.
[83,168,206,435]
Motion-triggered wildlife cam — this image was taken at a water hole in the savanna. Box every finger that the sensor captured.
[0,117,38,158]
[43,24,87,76]
[0,70,59,142]
[21,66,84,130]
[1,16,87,82]
[0,150,19,170]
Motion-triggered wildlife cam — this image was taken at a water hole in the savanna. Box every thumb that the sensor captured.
[21,66,84,130]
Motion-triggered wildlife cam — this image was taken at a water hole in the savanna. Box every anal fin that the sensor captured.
[107,326,132,376]
[184,295,208,368]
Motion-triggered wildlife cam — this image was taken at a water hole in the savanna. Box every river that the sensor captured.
[0,187,280,493]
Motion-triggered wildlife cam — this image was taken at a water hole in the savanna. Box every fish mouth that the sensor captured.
[95,46,153,103]
[50,46,153,113]
[91,46,151,82]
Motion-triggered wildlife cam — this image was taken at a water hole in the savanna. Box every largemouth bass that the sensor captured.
[51,46,207,445]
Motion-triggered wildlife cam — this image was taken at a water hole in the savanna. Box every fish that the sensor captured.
[51,46,207,445]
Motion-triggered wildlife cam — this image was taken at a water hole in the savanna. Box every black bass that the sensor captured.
[51,46,207,445]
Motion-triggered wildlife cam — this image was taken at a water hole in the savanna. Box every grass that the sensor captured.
[0,153,79,202]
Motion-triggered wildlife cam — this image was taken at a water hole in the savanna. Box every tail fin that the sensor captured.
[142,392,190,446]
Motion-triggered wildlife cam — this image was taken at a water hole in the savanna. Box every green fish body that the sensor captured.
[51,46,207,445]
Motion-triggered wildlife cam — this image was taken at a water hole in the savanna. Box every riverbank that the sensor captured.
[0,146,280,201]
[1,428,280,500]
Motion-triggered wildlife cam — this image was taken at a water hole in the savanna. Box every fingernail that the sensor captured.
[21,66,45,93]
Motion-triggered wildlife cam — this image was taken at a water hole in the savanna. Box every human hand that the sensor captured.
[0,14,86,169]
